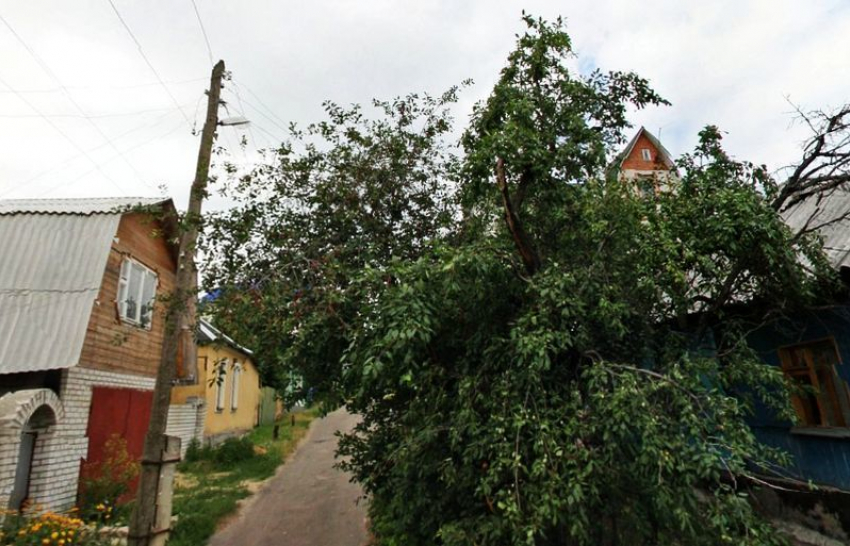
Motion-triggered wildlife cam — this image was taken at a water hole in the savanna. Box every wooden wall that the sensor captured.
[78,213,177,377]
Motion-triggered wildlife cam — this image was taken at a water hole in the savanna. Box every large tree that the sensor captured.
[203,15,847,546]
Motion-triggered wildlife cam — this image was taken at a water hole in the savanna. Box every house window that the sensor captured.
[779,339,850,427]
[231,362,242,411]
[214,359,228,412]
[641,148,652,161]
[635,174,656,198]
[117,258,157,328]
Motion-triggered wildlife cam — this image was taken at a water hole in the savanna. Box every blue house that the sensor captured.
[747,192,850,491]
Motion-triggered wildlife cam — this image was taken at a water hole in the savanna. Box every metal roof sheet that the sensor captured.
[782,189,850,270]
[198,318,254,358]
[0,197,167,216]
[0,197,170,375]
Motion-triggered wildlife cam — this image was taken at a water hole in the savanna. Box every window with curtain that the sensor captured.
[117,258,158,329]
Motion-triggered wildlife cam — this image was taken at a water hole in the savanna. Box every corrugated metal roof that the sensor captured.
[782,190,850,270]
[0,197,170,375]
[198,318,254,358]
[0,197,167,216]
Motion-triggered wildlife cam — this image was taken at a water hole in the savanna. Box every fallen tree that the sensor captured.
[202,15,850,546]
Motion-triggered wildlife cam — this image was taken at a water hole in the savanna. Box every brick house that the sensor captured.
[0,197,179,511]
[609,126,677,195]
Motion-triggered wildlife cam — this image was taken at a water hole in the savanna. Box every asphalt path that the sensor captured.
[208,409,369,546]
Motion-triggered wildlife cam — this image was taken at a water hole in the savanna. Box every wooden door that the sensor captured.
[80,387,153,500]
[8,432,36,510]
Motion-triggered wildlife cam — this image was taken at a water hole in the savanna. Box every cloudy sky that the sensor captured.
[0,0,848,210]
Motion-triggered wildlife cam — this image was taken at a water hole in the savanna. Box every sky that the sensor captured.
[0,0,849,210]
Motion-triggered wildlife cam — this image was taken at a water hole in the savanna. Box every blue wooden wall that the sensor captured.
[747,305,850,490]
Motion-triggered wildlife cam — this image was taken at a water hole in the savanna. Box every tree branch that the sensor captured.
[496,158,541,275]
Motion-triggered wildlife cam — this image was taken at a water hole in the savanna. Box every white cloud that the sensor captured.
[1,0,849,208]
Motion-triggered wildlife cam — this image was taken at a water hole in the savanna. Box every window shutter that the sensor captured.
[231,363,241,411]
[215,360,227,411]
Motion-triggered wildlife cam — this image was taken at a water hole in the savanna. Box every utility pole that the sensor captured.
[128,59,225,546]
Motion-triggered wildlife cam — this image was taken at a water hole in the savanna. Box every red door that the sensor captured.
[80,387,153,501]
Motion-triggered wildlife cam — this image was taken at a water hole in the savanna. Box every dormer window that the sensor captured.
[641,148,652,161]
[117,258,158,329]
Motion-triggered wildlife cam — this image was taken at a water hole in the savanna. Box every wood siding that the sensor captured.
[77,213,177,377]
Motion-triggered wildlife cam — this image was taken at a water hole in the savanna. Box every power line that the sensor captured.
[0,77,206,94]
[0,105,192,198]
[233,78,291,131]
[105,0,193,128]
[0,13,159,190]
[36,118,187,198]
[232,92,289,137]
[0,105,182,119]
[0,71,127,195]
[189,0,215,66]
[229,82,260,149]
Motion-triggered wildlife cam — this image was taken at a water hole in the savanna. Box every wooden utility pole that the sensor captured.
[128,59,225,546]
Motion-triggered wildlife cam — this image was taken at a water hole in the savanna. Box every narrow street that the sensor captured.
[208,409,369,546]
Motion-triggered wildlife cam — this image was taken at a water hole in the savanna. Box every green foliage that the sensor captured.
[214,437,256,465]
[201,13,840,546]
[203,84,461,399]
[78,434,139,519]
[183,438,205,463]
[179,436,255,468]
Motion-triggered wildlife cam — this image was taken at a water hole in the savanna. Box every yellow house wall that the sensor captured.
[171,343,262,437]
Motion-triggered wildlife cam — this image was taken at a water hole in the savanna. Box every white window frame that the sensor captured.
[231,362,242,411]
[641,148,652,161]
[215,359,228,412]
[117,258,158,329]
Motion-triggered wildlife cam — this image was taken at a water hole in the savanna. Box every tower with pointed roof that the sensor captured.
[610,127,677,196]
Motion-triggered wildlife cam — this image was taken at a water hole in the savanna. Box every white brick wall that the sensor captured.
[0,367,154,511]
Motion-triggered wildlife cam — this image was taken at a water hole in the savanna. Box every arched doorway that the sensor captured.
[0,389,63,511]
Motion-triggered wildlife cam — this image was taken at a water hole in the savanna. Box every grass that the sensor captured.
[167,409,319,546]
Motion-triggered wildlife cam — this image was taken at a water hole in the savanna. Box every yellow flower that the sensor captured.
[52,531,59,539]
[42,540,50,545]
[58,540,65,546]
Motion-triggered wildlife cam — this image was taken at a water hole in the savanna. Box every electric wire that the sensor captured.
[229,83,261,150]
[105,0,193,129]
[0,71,127,195]
[189,0,215,66]
[0,105,182,119]
[0,105,192,198]
[36,117,187,198]
[232,78,290,130]
[0,77,206,94]
[231,92,289,137]
[0,13,157,190]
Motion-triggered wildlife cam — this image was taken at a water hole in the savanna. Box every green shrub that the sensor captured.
[183,438,212,463]
[213,437,255,465]
[78,434,139,520]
